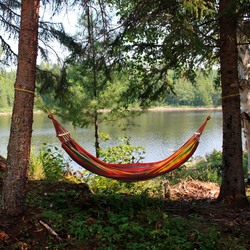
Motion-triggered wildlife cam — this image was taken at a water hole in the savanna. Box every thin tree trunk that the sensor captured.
[86,5,100,158]
[238,46,250,183]
[94,111,100,158]
[2,0,40,217]
[217,0,248,206]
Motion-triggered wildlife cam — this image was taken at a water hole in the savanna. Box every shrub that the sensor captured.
[159,150,222,184]
[30,144,72,182]
[83,136,163,195]
[99,136,145,164]
[189,150,249,184]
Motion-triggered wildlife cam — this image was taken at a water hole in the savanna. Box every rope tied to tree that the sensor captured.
[221,93,240,99]
[14,87,52,115]
[15,87,35,95]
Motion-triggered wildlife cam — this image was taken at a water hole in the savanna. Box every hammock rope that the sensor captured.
[48,114,210,182]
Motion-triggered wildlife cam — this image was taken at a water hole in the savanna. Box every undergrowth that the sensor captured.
[18,144,249,249]
[24,182,248,249]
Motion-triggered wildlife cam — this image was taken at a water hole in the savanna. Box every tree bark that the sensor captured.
[1,0,40,216]
[217,0,248,206]
[238,45,250,183]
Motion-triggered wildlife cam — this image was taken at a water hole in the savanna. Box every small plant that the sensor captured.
[82,135,162,195]
[242,150,249,177]
[29,147,45,180]
[189,150,248,183]
[31,143,72,182]
[205,149,223,176]
[161,150,223,184]
[99,136,145,164]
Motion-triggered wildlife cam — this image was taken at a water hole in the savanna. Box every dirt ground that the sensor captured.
[167,181,250,231]
[0,179,250,249]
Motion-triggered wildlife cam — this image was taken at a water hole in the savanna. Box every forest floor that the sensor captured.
[0,178,250,249]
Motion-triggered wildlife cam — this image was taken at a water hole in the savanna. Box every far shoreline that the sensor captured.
[0,110,44,116]
[147,106,222,112]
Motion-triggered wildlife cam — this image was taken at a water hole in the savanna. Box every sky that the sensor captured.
[38,6,79,65]
[2,5,79,69]
[2,4,119,69]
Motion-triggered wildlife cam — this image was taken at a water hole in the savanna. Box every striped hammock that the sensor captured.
[49,115,210,182]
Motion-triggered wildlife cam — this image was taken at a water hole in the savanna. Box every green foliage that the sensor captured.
[25,146,250,248]
[29,143,247,191]
[60,68,128,128]
[161,150,222,185]
[191,150,249,183]
[110,0,218,107]
[163,149,248,185]
[83,136,162,195]
[29,148,45,180]
[87,174,162,196]
[190,160,222,183]
[0,70,15,111]
[25,185,248,249]
[99,136,145,164]
[165,70,221,107]
[36,3,134,132]
[205,150,223,174]
[30,144,72,182]
[183,150,223,183]
[189,152,222,183]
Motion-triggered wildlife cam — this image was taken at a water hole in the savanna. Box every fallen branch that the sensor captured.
[39,220,62,244]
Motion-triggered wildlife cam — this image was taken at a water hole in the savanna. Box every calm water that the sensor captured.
[0,110,222,164]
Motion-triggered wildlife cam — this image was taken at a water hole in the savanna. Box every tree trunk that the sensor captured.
[1,0,40,217]
[94,111,100,158]
[217,0,248,206]
[238,46,250,183]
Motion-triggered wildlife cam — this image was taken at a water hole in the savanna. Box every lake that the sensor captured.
[0,110,222,165]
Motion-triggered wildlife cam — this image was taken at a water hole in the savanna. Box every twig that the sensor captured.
[39,220,62,244]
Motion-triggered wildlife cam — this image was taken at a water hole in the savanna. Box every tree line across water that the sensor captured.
[0,68,221,112]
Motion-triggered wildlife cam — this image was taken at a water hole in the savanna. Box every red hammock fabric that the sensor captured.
[49,115,210,182]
